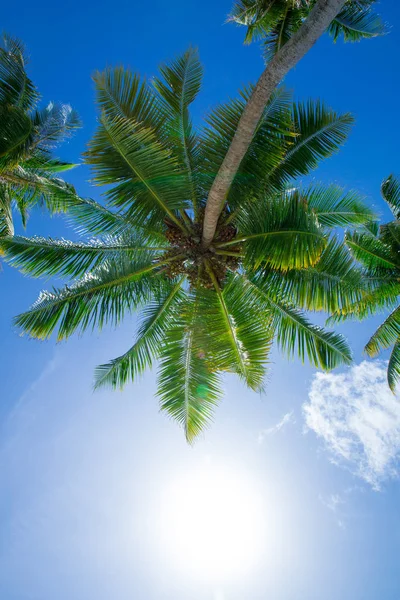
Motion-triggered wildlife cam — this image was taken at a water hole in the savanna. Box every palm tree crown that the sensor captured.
[0,34,80,238]
[230,0,384,59]
[1,49,376,441]
[330,175,400,391]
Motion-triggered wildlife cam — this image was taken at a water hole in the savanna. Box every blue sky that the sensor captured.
[1,1,400,599]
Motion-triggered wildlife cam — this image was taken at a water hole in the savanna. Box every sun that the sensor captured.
[156,463,266,584]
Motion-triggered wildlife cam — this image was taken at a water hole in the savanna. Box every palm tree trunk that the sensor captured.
[201,0,346,248]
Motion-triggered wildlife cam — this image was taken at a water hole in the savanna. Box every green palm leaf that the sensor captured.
[154,47,202,214]
[379,221,400,254]
[205,266,271,390]
[0,233,166,279]
[86,113,189,230]
[245,274,352,370]
[30,102,81,151]
[95,278,186,389]
[0,188,13,237]
[346,231,400,271]
[2,166,79,217]
[0,33,38,111]
[388,342,400,392]
[265,237,366,313]
[267,101,354,189]
[93,66,165,131]
[158,292,222,443]
[63,195,140,237]
[230,1,384,50]
[95,279,185,389]
[229,0,310,46]
[328,279,400,323]
[0,105,32,161]
[230,190,325,270]
[23,156,79,174]
[365,306,400,357]
[329,1,385,42]
[14,256,171,340]
[381,174,400,219]
[304,184,375,228]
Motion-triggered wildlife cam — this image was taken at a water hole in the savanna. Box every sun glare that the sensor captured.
[156,464,266,583]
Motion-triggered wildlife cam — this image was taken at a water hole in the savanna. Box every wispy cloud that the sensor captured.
[258,410,295,444]
[319,493,343,513]
[319,493,346,530]
[303,361,400,489]
[6,355,58,423]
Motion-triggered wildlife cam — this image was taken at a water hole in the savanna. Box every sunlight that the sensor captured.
[156,463,266,583]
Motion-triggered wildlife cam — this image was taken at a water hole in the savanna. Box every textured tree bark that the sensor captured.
[201,0,347,248]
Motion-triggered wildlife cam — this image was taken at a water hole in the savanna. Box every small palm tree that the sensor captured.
[329,175,400,391]
[0,34,80,238]
[1,49,375,440]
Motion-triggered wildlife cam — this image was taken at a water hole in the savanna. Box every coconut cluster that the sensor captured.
[161,213,242,289]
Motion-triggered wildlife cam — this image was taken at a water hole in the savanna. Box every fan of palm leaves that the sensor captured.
[0,33,81,238]
[230,0,385,60]
[329,175,400,391]
[1,49,376,440]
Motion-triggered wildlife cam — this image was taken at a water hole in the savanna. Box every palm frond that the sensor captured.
[2,166,79,217]
[262,3,308,61]
[93,66,166,131]
[154,46,203,114]
[303,184,375,228]
[381,174,400,219]
[30,102,81,151]
[379,221,400,254]
[0,187,13,237]
[0,105,32,160]
[86,113,189,231]
[346,231,400,271]
[329,1,385,42]
[231,190,325,270]
[328,280,400,323]
[264,237,366,312]
[23,156,79,174]
[205,265,271,390]
[365,306,400,357]
[158,291,222,443]
[229,0,310,46]
[230,1,383,49]
[95,278,186,389]
[153,47,202,214]
[388,342,400,392]
[0,232,166,278]
[60,194,140,236]
[245,273,353,370]
[267,100,354,189]
[14,255,171,340]
[0,33,38,111]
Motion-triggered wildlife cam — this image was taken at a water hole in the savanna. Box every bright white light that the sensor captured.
[156,464,266,583]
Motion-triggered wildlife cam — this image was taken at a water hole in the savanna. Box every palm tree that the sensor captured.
[202,0,384,247]
[0,34,80,238]
[329,175,400,391]
[1,49,375,440]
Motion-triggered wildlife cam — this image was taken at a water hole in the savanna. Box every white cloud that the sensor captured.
[303,361,400,489]
[258,411,295,444]
[319,493,343,513]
